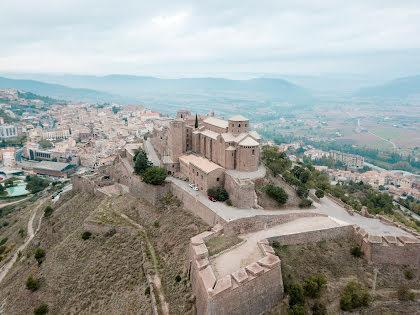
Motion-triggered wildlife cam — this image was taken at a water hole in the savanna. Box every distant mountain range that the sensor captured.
[0,76,134,104]
[355,75,420,99]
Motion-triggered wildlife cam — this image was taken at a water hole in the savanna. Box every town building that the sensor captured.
[330,150,364,168]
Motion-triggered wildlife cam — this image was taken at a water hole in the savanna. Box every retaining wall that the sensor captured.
[224,173,257,209]
[267,224,354,246]
[352,226,420,269]
[189,226,283,315]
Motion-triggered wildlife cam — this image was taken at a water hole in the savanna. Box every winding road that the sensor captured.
[0,196,47,284]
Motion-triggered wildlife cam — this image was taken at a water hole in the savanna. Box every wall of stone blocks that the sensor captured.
[170,183,227,226]
[189,227,284,315]
[223,212,328,236]
[129,175,171,205]
[352,226,420,269]
[267,225,354,246]
[224,173,257,209]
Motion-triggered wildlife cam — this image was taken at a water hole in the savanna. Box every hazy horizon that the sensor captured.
[1,1,420,79]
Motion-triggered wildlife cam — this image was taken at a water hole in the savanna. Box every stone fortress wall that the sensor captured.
[189,225,283,315]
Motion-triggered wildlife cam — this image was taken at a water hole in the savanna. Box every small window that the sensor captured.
[201,175,203,179]
[245,124,247,127]
[239,124,241,127]
[216,177,219,182]
[252,149,255,155]
[232,124,234,127]
[197,172,199,176]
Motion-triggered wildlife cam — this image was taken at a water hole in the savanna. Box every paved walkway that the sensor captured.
[225,164,266,180]
[167,177,411,237]
[144,139,161,167]
[212,216,344,277]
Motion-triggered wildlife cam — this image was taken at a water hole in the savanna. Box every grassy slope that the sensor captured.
[266,238,420,314]
[0,192,152,314]
[116,194,210,314]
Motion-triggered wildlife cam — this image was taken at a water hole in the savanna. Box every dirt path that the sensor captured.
[0,196,47,284]
[0,196,30,209]
[117,212,169,315]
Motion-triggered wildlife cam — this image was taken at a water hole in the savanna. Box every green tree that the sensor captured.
[289,283,305,307]
[195,113,198,128]
[265,184,288,205]
[340,280,370,311]
[315,189,324,199]
[142,166,167,185]
[34,304,49,315]
[302,275,327,298]
[134,149,152,175]
[44,206,53,218]
[34,248,46,265]
[26,275,40,291]
[0,184,5,195]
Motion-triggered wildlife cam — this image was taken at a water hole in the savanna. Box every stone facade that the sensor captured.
[189,226,284,315]
[224,173,257,209]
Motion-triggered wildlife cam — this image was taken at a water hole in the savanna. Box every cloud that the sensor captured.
[1,0,420,78]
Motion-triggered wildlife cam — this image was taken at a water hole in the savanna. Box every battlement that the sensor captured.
[189,225,283,315]
[352,225,420,269]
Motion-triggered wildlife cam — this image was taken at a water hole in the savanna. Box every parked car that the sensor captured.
[209,196,216,202]
[189,184,195,189]
[193,186,199,191]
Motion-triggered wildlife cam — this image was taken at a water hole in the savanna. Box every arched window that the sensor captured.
[239,124,241,127]
[252,149,255,155]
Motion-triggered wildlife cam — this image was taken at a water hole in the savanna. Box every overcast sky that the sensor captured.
[1,0,420,79]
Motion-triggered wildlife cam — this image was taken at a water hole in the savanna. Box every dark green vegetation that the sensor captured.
[26,275,41,291]
[142,166,167,185]
[265,184,288,205]
[133,148,153,175]
[33,303,49,315]
[339,280,370,311]
[34,248,46,265]
[207,187,229,202]
[25,175,50,194]
[133,148,167,185]
[397,195,420,216]
[267,238,419,314]
[43,206,53,218]
[81,231,92,240]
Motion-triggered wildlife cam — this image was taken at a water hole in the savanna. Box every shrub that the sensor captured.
[289,283,305,307]
[207,188,217,197]
[175,275,181,282]
[0,237,8,246]
[34,248,46,265]
[19,228,25,237]
[0,245,5,255]
[297,185,309,198]
[153,221,160,228]
[340,280,370,311]
[350,245,363,258]
[303,275,327,298]
[142,166,167,185]
[315,189,325,199]
[26,275,40,291]
[144,287,150,295]
[288,304,305,315]
[311,302,327,315]
[44,206,53,218]
[404,269,414,280]
[225,199,232,206]
[299,199,312,208]
[34,303,49,315]
[397,285,416,301]
[81,231,92,240]
[265,184,288,205]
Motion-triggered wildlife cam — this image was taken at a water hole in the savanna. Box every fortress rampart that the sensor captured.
[189,225,283,315]
[352,226,420,269]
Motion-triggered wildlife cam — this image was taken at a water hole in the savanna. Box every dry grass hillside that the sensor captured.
[0,191,209,315]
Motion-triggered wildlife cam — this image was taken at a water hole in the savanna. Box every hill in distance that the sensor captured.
[355,75,420,99]
[0,76,134,104]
